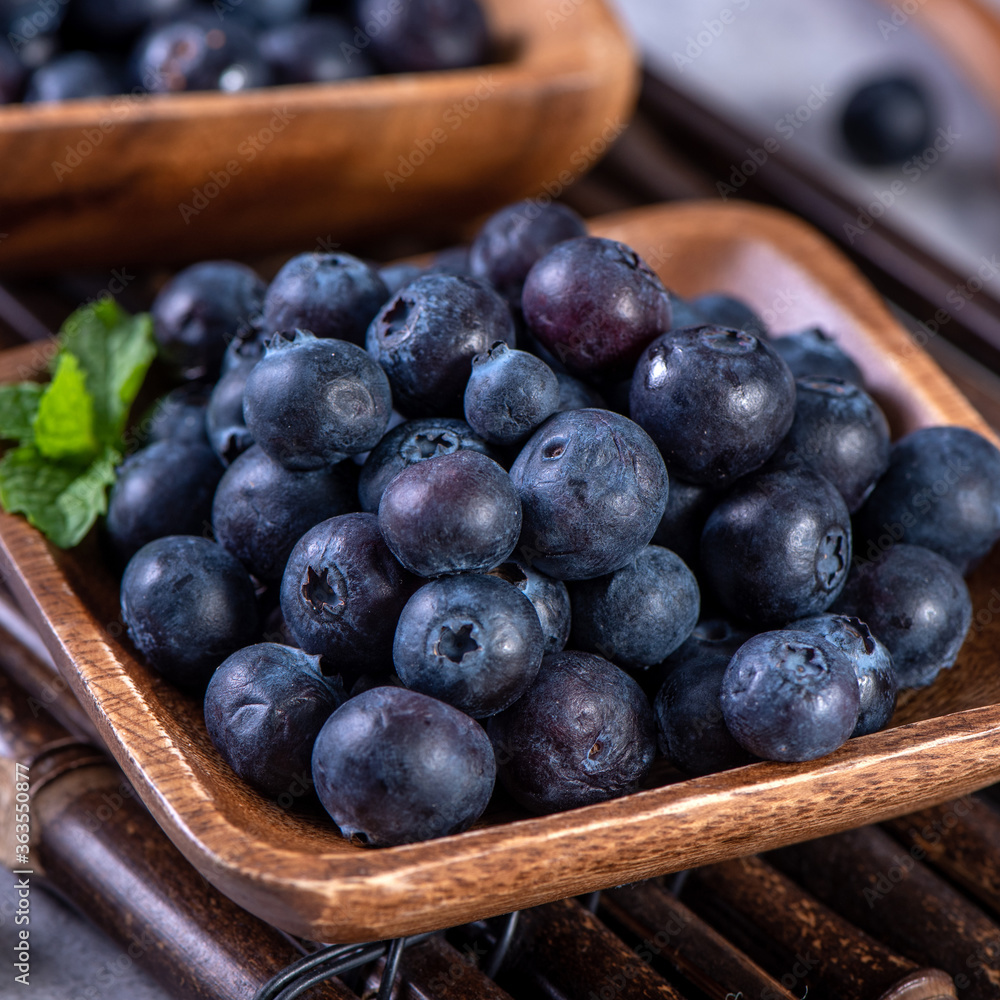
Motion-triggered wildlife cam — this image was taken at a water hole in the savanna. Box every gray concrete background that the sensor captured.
[0,868,174,999]
[613,0,1000,282]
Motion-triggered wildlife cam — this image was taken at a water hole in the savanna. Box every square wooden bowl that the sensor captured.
[0,0,635,273]
[3,200,1000,943]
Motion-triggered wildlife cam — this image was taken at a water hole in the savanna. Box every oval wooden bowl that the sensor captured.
[3,200,1000,943]
[0,0,635,273]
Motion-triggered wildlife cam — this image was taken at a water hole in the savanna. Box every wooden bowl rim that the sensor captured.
[0,0,635,130]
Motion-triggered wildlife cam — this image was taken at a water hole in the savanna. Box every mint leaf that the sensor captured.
[0,299,154,548]
[0,383,43,441]
[0,444,119,549]
[60,299,157,445]
[33,353,97,461]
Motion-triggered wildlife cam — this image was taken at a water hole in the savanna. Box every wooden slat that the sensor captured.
[688,857,955,1000]
[770,824,1000,1000]
[601,882,799,1000]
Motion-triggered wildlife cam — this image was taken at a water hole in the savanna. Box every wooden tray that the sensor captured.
[0,0,635,274]
[4,201,1000,944]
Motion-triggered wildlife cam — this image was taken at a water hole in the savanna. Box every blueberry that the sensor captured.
[66,0,189,43]
[768,377,891,513]
[220,329,267,376]
[2,0,64,39]
[0,44,23,103]
[487,651,656,814]
[204,643,344,798]
[262,252,388,345]
[232,0,310,28]
[488,559,571,655]
[427,245,473,276]
[854,426,1000,575]
[206,346,258,466]
[652,478,718,571]
[788,614,897,737]
[357,416,495,513]
[394,573,543,717]
[630,326,796,488]
[771,327,864,385]
[261,601,297,647]
[463,342,560,445]
[689,292,768,339]
[24,52,118,102]
[378,262,424,297]
[651,617,753,701]
[243,330,392,471]
[509,408,668,580]
[522,237,672,377]
[366,274,515,417]
[356,0,490,73]
[120,535,259,689]
[680,617,755,659]
[568,546,699,670]
[842,75,934,166]
[143,383,211,447]
[555,371,605,412]
[311,686,496,846]
[378,450,521,577]
[280,512,416,679]
[106,440,223,562]
[259,16,374,82]
[151,261,265,379]
[469,200,587,304]
[834,544,971,688]
[701,468,852,626]
[212,445,358,583]
[654,649,757,776]
[667,294,708,330]
[132,13,271,93]
[721,630,860,762]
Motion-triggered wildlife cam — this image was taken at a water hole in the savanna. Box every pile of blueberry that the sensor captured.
[0,0,489,104]
[115,197,1000,847]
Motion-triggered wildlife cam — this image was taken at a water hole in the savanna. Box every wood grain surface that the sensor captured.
[0,0,635,273]
[601,882,800,1000]
[769,826,1000,999]
[687,856,956,1000]
[2,201,1000,942]
[504,897,687,999]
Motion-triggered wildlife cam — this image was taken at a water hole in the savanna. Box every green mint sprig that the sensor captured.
[0,298,156,548]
